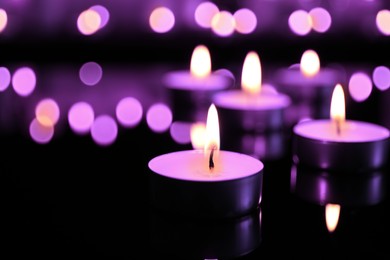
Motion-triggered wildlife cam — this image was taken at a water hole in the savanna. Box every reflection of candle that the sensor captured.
[148,104,264,218]
[293,84,389,170]
[213,51,291,133]
[274,50,344,125]
[163,44,233,122]
[150,208,262,259]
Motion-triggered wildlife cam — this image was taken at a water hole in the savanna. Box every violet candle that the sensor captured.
[274,50,343,126]
[213,51,291,134]
[163,44,233,122]
[293,84,389,170]
[148,104,264,218]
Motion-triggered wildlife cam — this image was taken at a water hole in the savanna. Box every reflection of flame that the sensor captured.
[330,84,345,132]
[190,122,206,150]
[300,49,320,77]
[241,51,261,95]
[190,45,211,78]
[325,203,340,233]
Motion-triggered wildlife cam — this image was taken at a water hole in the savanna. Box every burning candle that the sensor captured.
[212,51,291,134]
[163,44,233,122]
[274,50,344,126]
[148,104,264,218]
[293,84,389,170]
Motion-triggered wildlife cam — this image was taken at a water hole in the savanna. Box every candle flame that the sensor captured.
[190,122,206,150]
[204,104,220,170]
[241,51,262,95]
[190,45,211,78]
[300,49,320,77]
[330,84,346,133]
[325,203,340,233]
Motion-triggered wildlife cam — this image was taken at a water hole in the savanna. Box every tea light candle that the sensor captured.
[274,50,343,125]
[148,104,264,218]
[293,84,390,170]
[213,51,291,133]
[163,44,233,122]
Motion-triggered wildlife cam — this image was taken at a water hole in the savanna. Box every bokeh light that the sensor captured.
[29,118,54,144]
[348,72,373,102]
[0,67,11,91]
[234,8,257,34]
[146,103,172,133]
[77,9,101,36]
[91,115,118,146]
[190,122,206,150]
[79,61,103,86]
[35,98,60,127]
[0,9,7,33]
[211,11,235,37]
[68,102,95,134]
[149,7,175,33]
[194,1,219,28]
[309,7,331,33]
[90,5,110,29]
[376,9,390,36]
[115,97,143,128]
[373,66,390,91]
[12,67,36,97]
[288,10,312,36]
[170,121,192,144]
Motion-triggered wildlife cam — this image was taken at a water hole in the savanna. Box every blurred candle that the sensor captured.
[274,50,343,126]
[213,51,291,135]
[163,44,233,122]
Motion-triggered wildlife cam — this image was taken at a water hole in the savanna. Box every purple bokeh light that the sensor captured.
[79,61,103,86]
[35,98,60,127]
[0,66,11,91]
[146,103,172,133]
[149,7,175,33]
[348,72,373,102]
[90,5,110,29]
[373,66,390,91]
[68,102,95,134]
[91,115,118,146]
[309,7,331,33]
[29,118,54,144]
[194,1,219,29]
[234,8,257,34]
[12,67,36,97]
[288,10,311,36]
[115,97,143,128]
[170,121,192,144]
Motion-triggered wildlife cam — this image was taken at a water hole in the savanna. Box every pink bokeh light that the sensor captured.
[348,72,373,102]
[373,66,390,91]
[29,118,54,144]
[12,67,36,97]
[309,7,332,33]
[115,97,143,128]
[149,7,175,33]
[0,66,11,91]
[170,121,192,144]
[194,1,219,28]
[90,5,110,29]
[234,8,257,34]
[91,115,118,146]
[376,9,390,36]
[0,8,7,33]
[35,98,60,127]
[77,9,101,36]
[211,11,235,37]
[288,10,312,36]
[68,102,95,134]
[146,103,172,133]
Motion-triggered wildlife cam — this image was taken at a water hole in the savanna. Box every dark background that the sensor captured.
[1,0,390,259]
